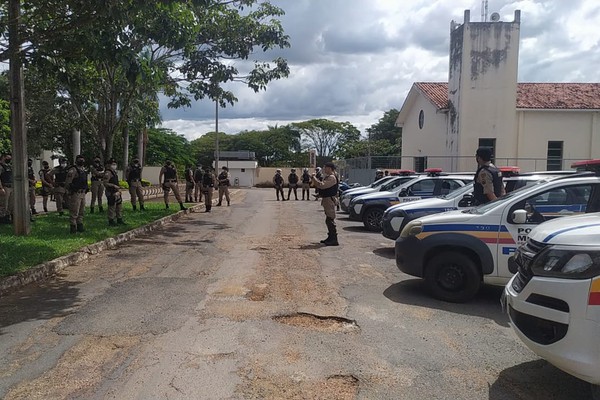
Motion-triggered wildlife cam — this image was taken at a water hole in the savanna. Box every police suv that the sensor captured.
[340,171,417,212]
[381,169,569,241]
[348,169,473,231]
[395,163,600,302]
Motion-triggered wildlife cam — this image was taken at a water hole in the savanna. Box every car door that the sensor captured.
[401,178,436,202]
[496,182,596,279]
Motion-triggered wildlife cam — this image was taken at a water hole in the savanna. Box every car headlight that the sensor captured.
[531,247,600,279]
[400,220,422,238]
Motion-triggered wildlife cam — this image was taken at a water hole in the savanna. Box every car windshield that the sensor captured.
[370,176,392,188]
[442,183,473,199]
[381,177,411,191]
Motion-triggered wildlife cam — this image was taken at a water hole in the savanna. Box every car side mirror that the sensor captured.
[458,194,475,208]
[399,188,408,197]
[512,209,528,224]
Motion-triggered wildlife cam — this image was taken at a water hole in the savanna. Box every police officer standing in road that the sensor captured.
[201,166,216,212]
[217,166,231,206]
[184,164,195,203]
[193,164,203,203]
[273,169,285,201]
[89,155,105,213]
[65,154,89,233]
[473,147,505,205]
[50,157,69,216]
[103,158,125,226]
[27,158,38,215]
[125,158,145,211]
[0,153,13,224]
[159,160,186,210]
[287,168,299,200]
[39,160,54,213]
[301,168,311,200]
[311,162,339,246]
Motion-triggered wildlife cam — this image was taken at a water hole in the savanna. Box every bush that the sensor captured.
[141,179,152,187]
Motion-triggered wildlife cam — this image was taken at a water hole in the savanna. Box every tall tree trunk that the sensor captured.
[122,122,129,180]
[137,128,145,166]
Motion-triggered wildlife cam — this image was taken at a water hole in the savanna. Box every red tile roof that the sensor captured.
[415,82,600,110]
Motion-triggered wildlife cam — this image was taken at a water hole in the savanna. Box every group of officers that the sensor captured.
[0,152,233,233]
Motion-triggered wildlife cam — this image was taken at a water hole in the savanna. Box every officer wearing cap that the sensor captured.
[50,157,69,216]
[103,158,126,226]
[217,166,231,206]
[473,147,505,205]
[311,162,339,246]
[273,169,285,201]
[201,165,216,212]
[125,158,145,211]
[287,168,299,200]
[65,154,89,233]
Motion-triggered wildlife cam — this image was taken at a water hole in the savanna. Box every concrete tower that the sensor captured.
[447,9,521,171]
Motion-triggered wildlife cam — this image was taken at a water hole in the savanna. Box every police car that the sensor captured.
[340,171,417,212]
[381,169,568,241]
[502,212,600,395]
[395,162,600,302]
[348,169,473,231]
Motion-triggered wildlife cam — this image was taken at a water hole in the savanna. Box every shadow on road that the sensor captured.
[0,278,81,336]
[342,226,379,233]
[372,247,395,259]
[383,279,509,327]
[489,359,591,399]
[298,243,324,250]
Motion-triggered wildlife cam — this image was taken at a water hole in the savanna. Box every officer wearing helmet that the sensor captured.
[301,168,311,200]
[311,162,339,246]
[273,169,285,201]
[374,169,384,181]
[287,168,299,200]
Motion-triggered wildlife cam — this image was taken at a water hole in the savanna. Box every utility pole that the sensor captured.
[8,0,30,235]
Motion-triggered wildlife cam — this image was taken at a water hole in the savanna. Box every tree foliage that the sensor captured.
[290,119,360,157]
[143,128,195,168]
[0,99,10,155]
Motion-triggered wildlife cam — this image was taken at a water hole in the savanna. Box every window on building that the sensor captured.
[241,168,246,172]
[414,157,427,173]
[478,138,496,163]
[547,141,563,171]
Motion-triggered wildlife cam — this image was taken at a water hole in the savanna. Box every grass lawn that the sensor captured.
[0,201,193,277]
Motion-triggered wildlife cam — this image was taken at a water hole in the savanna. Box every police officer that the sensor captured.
[201,166,216,212]
[50,157,69,216]
[184,164,195,203]
[125,158,145,211]
[287,168,299,200]
[217,166,231,206]
[311,162,339,246]
[39,160,54,213]
[27,158,38,215]
[159,160,186,210]
[301,168,311,200]
[193,164,203,203]
[103,158,125,226]
[273,169,285,201]
[473,147,505,205]
[0,153,13,224]
[89,155,105,213]
[65,154,89,233]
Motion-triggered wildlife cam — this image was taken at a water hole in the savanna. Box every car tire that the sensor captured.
[363,208,384,231]
[424,251,481,303]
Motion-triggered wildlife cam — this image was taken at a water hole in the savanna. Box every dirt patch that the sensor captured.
[273,312,359,333]
[247,283,269,301]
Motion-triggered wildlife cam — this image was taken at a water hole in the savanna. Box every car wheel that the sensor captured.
[363,208,384,231]
[424,251,481,303]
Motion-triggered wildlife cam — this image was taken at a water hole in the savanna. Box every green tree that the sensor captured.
[143,128,195,169]
[0,99,10,155]
[291,119,360,158]
[366,109,402,154]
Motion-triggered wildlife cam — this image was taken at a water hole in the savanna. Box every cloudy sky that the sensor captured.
[161,0,600,140]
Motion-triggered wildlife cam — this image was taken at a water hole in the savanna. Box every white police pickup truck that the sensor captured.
[503,212,600,397]
[395,162,600,302]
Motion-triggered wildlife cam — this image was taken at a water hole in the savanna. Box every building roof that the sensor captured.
[414,82,600,110]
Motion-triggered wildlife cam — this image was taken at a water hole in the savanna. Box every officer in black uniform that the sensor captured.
[125,158,145,211]
[287,168,299,200]
[65,155,89,233]
[50,157,69,216]
[104,158,125,226]
[27,158,38,215]
[473,147,505,205]
[193,164,203,203]
[0,153,13,224]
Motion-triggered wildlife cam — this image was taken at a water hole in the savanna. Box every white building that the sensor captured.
[396,10,600,173]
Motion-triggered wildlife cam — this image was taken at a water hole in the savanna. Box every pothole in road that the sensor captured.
[272,312,360,333]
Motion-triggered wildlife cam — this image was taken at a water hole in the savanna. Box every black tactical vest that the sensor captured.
[0,163,12,185]
[185,168,194,182]
[302,172,310,183]
[288,173,298,184]
[473,164,503,205]
[54,166,67,185]
[274,174,283,185]
[106,169,119,193]
[163,165,176,180]
[202,173,214,187]
[319,175,339,198]
[28,166,35,187]
[194,169,203,182]
[218,171,230,186]
[70,166,89,191]
[91,164,105,181]
[128,166,142,181]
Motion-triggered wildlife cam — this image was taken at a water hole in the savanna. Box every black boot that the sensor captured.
[31,208,38,215]
[165,203,170,209]
[227,201,230,206]
[179,202,187,210]
[109,219,117,226]
[323,234,339,246]
[70,224,77,234]
[132,203,137,211]
[90,206,94,214]
[117,218,126,225]
[320,234,331,244]
[43,206,48,213]
[59,211,64,216]
[77,223,84,232]
[216,202,222,206]
[140,204,145,211]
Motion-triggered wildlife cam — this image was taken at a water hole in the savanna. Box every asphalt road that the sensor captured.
[0,188,593,399]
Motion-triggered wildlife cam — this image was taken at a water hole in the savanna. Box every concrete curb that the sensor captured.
[0,190,240,297]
